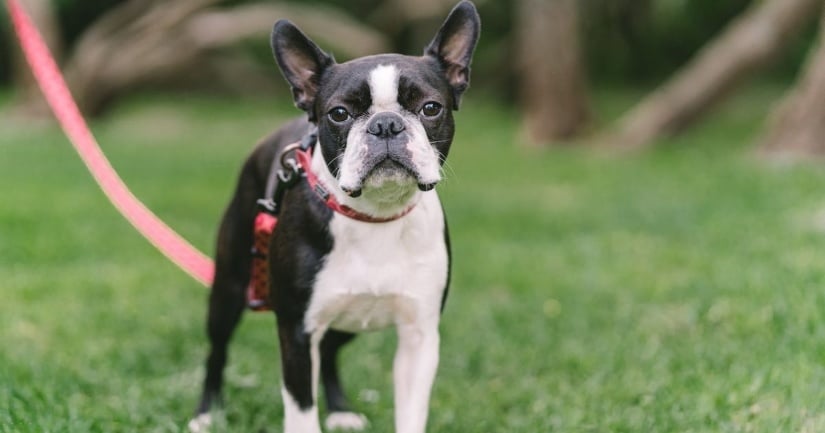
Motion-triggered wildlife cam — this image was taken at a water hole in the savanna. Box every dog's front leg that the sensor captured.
[394,320,440,433]
[278,319,324,433]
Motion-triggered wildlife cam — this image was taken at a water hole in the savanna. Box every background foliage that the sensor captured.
[4,85,825,432]
[3,1,825,431]
[0,0,816,98]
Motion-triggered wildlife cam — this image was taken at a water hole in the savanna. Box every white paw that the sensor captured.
[187,413,213,433]
[324,412,369,431]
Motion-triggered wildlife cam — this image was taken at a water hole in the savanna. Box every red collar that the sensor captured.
[295,147,416,223]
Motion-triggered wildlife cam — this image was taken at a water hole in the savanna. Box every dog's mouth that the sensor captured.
[340,157,436,198]
[368,159,414,182]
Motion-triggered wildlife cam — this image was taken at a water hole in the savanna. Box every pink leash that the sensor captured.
[6,0,215,286]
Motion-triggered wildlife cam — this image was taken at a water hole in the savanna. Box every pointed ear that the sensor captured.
[425,1,481,110]
[271,20,335,120]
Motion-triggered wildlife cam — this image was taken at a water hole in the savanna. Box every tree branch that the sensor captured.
[611,0,821,150]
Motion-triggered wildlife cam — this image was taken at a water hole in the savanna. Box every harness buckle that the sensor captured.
[278,158,301,186]
[314,184,329,200]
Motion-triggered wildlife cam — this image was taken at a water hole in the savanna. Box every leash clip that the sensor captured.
[277,157,302,186]
[256,198,278,214]
[261,145,306,216]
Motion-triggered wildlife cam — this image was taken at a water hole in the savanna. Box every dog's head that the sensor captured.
[271,1,480,211]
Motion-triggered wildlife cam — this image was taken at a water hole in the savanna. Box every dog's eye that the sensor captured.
[328,107,351,123]
[420,102,443,118]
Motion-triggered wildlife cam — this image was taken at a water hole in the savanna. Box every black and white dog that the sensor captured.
[190,2,480,432]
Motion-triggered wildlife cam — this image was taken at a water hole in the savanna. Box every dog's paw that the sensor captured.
[324,412,369,431]
[187,413,213,433]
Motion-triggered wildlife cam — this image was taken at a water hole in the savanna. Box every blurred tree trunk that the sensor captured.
[371,0,456,49]
[759,10,825,156]
[62,0,221,116]
[11,0,61,116]
[613,0,821,150]
[60,0,388,117]
[517,0,590,146]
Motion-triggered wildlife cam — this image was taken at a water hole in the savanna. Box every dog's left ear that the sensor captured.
[425,1,481,110]
[271,20,335,120]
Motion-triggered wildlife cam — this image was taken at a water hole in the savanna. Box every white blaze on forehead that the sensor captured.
[369,64,400,111]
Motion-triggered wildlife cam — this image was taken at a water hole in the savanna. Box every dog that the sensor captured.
[189,2,480,432]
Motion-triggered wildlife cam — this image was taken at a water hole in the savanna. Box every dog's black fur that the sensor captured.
[192,2,480,430]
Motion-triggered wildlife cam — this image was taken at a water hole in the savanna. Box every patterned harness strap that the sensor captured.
[245,131,315,311]
[247,211,277,311]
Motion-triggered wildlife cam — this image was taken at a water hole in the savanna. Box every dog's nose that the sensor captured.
[367,113,406,138]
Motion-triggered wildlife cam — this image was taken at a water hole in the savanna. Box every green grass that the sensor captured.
[4,86,825,432]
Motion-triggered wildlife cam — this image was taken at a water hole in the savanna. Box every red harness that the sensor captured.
[246,143,416,311]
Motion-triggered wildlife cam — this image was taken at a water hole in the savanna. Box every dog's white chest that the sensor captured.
[305,192,448,333]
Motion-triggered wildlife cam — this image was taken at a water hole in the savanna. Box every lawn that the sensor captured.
[3,86,825,432]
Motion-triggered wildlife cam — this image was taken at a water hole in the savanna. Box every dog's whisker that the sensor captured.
[438,162,457,185]
[328,153,346,166]
[435,151,457,181]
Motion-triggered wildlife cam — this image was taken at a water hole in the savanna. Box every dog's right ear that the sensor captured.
[271,20,335,120]
[425,1,481,110]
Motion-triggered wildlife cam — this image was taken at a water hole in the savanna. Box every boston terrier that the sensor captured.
[189,2,480,432]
